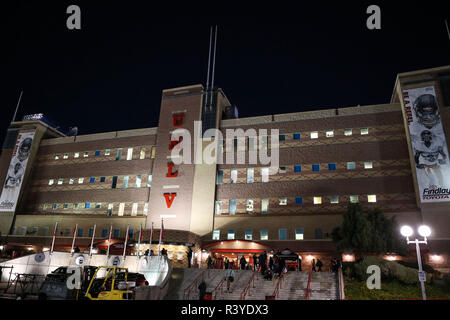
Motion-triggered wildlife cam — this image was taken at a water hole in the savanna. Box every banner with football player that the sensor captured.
[0,132,35,212]
[402,86,450,203]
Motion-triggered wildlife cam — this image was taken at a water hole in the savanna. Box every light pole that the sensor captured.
[400,225,431,300]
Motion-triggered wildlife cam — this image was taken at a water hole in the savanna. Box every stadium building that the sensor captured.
[1,65,450,272]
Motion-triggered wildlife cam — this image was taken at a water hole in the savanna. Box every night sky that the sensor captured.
[1,2,449,144]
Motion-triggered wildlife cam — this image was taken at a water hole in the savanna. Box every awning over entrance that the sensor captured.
[202,240,272,253]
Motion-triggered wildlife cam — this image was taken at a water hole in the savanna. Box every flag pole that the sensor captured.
[158,219,163,255]
[106,224,112,258]
[89,224,96,256]
[50,222,58,255]
[137,224,142,258]
[71,224,78,256]
[149,222,154,255]
[122,224,130,260]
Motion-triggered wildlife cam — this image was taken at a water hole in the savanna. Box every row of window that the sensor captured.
[14,225,133,238]
[215,194,377,214]
[212,228,327,241]
[279,127,369,141]
[43,202,149,216]
[48,174,152,189]
[217,161,373,184]
[53,146,156,161]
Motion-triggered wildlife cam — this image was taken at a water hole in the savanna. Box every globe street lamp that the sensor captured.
[400,225,430,300]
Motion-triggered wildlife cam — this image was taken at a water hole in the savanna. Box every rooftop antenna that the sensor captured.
[445,19,450,41]
[12,90,23,123]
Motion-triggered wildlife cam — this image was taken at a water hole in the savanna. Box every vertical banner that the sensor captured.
[0,132,35,212]
[402,86,450,202]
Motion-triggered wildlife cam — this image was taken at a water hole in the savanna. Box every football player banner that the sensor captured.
[402,86,450,202]
[0,132,35,212]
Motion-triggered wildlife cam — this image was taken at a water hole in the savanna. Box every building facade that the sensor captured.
[1,66,450,272]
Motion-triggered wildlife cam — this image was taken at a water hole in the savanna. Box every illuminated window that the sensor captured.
[347,162,356,170]
[74,203,79,209]
[328,163,336,171]
[78,178,84,184]
[69,178,74,185]
[230,169,237,184]
[151,146,156,159]
[295,228,304,240]
[139,148,146,159]
[326,130,334,137]
[83,151,89,158]
[261,167,269,182]
[52,203,58,210]
[95,150,100,156]
[63,203,69,209]
[364,161,373,169]
[245,229,253,240]
[227,230,235,240]
[312,164,320,172]
[260,229,268,240]
[95,203,102,209]
[212,230,220,240]
[90,177,96,183]
[279,229,287,240]
[116,148,123,161]
[54,154,60,160]
[85,202,91,209]
[367,195,377,203]
[295,197,303,205]
[57,178,64,185]
[247,168,254,183]
[118,203,125,216]
[127,148,133,160]
[63,153,69,159]
[105,149,111,156]
[131,203,138,216]
[101,229,108,238]
[113,229,120,238]
[279,197,287,206]
[350,195,359,203]
[261,198,269,213]
[122,176,129,188]
[314,197,322,205]
[246,199,254,213]
[136,174,142,188]
[74,152,80,158]
[215,200,222,215]
[293,133,301,140]
[48,179,54,186]
[344,128,352,136]
[310,131,319,139]
[107,203,114,216]
[330,195,339,204]
[361,128,369,135]
[143,202,149,216]
[147,174,152,187]
[77,228,84,237]
[229,199,237,215]
[294,165,302,173]
[217,170,223,185]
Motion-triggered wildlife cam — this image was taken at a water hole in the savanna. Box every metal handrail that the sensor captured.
[212,278,225,300]
[240,270,257,300]
[272,268,287,299]
[304,266,313,300]
[183,269,209,300]
[338,267,345,300]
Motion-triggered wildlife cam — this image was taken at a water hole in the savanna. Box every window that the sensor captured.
[360,128,369,135]
[347,162,356,170]
[131,203,138,216]
[122,176,129,188]
[261,167,269,182]
[136,175,142,188]
[83,151,89,158]
[364,161,373,169]
[279,134,285,141]
[43,203,49,210]
[85,202,91,209]
[77,229,84,237]
[54,154,60,160]
[247,168,254,183]
[217,170,223,185]
[63,153,69,159]
[20,226,27,235]
[310,131,319,139]
[344,128,352,136]
[229,199,237,215]
[101,229,108,238]
[293,133,301,140]
[279,197,287,206]
[279,229,287,240]
[330,195,339,204]
[74,152,80,158]
[147,174,152,187]
[246,199,254,213]
[312,164,320,172]
[314,197,322,205]
[151,146,156,159]
[52,203,58,210]
[113,229,120,238]
[116,148,123,161]
[328,163,336,171]
[295,228,304,240]
[215,200,222,215]
[127,148,133,160]
[57,178,64,185]
[63,203,69,209]
[315,228,323,239]
[100,176,106,183]
[90,177,96,183]
[95,150,101,156]
[227,230,235,240]
[74,203,79,209]
[260,229,268,240]
[350,195,359,203]
[212,230,220,240]
[95,203,102,209]
[279,166,286,174]
[89,228,95,237]
[69,178,75,185]
[107,203,114,216]
[42,227,49,237]
[230,169,237,184]
[294,165,302,173]
[139,148,146,160]
[78,178,84,184]
[367,195,377,203]
[261,198,269,213]
[326,130,334,138]
[118,203,125,216]
[295,197,303,205]
[245,229,253,240]
[143,202,149,216]
[48,179,54,186]
[105,149,111,156]
[112,176,118,189]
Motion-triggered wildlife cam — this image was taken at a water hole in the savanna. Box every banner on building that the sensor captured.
[402,86,450,202]
[0,132,35,212]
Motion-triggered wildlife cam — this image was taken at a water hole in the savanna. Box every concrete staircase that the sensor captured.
[308,272,339,300]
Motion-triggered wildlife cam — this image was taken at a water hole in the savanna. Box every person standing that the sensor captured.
[224,268,235,293]
[253,254,259,271]
[316,259,323,272]
[268,256,274,271]
[224,256,229,269]
[240,256,247,270]
[187,247,193,268]
[298,256,302,271]
[198,279,207,300]
[312,259,316,272]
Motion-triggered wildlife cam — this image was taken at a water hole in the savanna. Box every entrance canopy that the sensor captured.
[202,240,272,254]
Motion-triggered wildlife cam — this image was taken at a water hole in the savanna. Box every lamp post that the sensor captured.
[400,225,431,300]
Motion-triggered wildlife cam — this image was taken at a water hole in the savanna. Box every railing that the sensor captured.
[338,267,345,300]
[183,269,209,300]
[240,271,257,300]
[272,268,287,299]
[212,278,225,300]
[304,266,313,300]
